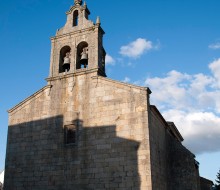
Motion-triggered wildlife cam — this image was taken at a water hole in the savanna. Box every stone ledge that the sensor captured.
[91,76,152,94]
[51,24,104,40]
[46,68,100,82]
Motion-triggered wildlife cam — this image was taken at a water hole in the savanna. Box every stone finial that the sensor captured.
[96,16,101,25]
[83,1,87,6]
[74,0,82,5]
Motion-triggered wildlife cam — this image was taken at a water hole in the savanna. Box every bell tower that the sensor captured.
[48,0,106,79]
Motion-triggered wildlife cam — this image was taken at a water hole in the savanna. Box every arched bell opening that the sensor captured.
[73,10,79,27]
[59,46,71,73]
[76,42,89,70]
[101,48,106,73]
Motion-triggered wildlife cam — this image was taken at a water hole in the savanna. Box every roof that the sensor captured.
[200,176,214,185]
[167,121,184,142]
[150,105,184,142]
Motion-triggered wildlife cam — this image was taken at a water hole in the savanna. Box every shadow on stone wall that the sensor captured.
[4,115,140,190]
[167,134,201,190]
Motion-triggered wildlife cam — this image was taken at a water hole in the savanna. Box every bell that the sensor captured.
[63,57,70,65]
[63,52,71,72]
[80,52,88,68]
[63,63,70,72]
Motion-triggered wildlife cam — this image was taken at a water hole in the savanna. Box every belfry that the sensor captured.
[49,0,106,77]
[4,1,206,190]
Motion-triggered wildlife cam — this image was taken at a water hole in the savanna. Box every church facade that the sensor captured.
[4,1,202,189]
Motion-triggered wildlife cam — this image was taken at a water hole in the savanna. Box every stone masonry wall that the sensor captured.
[148,108,168,190]
[5,73,152,190]
[167,134,201,190]
[149,106,201,190]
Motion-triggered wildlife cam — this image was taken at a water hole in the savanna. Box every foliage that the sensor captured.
[215,169,220,190]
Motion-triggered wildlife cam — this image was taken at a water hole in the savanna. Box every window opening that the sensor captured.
[80,47,89,68]
[101,48,106,73]
[73,10,79,27]
[76,42,89,69]
[64,124,77,145]
[63,52,71,72]
[59,46,71,73]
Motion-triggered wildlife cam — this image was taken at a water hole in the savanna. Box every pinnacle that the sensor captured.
[74,0,82,6]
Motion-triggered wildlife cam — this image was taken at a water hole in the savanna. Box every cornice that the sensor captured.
[91,76,152,94]
[51,25,104,40]
[46,68,100,82]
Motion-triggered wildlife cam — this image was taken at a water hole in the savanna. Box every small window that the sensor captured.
[64,124,77,145]
[73,10,79,27]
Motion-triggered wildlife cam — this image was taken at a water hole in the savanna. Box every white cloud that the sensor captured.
[122,77,131,83]
[144,59,220,154]
[209,58,220,88]
[0,170,4,184]
[105,54,115,65]
[145,70,192,109]
[145,69,217,112]
[163,110,220,154]
[209,42,220,50]
[119,38,153,58]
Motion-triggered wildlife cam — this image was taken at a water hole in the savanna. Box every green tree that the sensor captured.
[215,169,220,190]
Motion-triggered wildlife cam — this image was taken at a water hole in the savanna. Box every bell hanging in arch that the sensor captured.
[63,52,71,72]
[80,47,88,68]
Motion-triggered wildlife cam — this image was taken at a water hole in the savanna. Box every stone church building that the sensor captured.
[5,0,204,189]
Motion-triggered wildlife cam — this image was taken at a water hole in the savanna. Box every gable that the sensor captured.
[8,85,52,125]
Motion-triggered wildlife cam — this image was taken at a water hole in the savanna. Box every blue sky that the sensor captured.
[1,0,220,183]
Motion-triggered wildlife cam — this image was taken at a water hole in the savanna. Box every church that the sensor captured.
[4,0,205,189]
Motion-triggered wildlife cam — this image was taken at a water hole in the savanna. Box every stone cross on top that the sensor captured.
[74,0,82,5]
